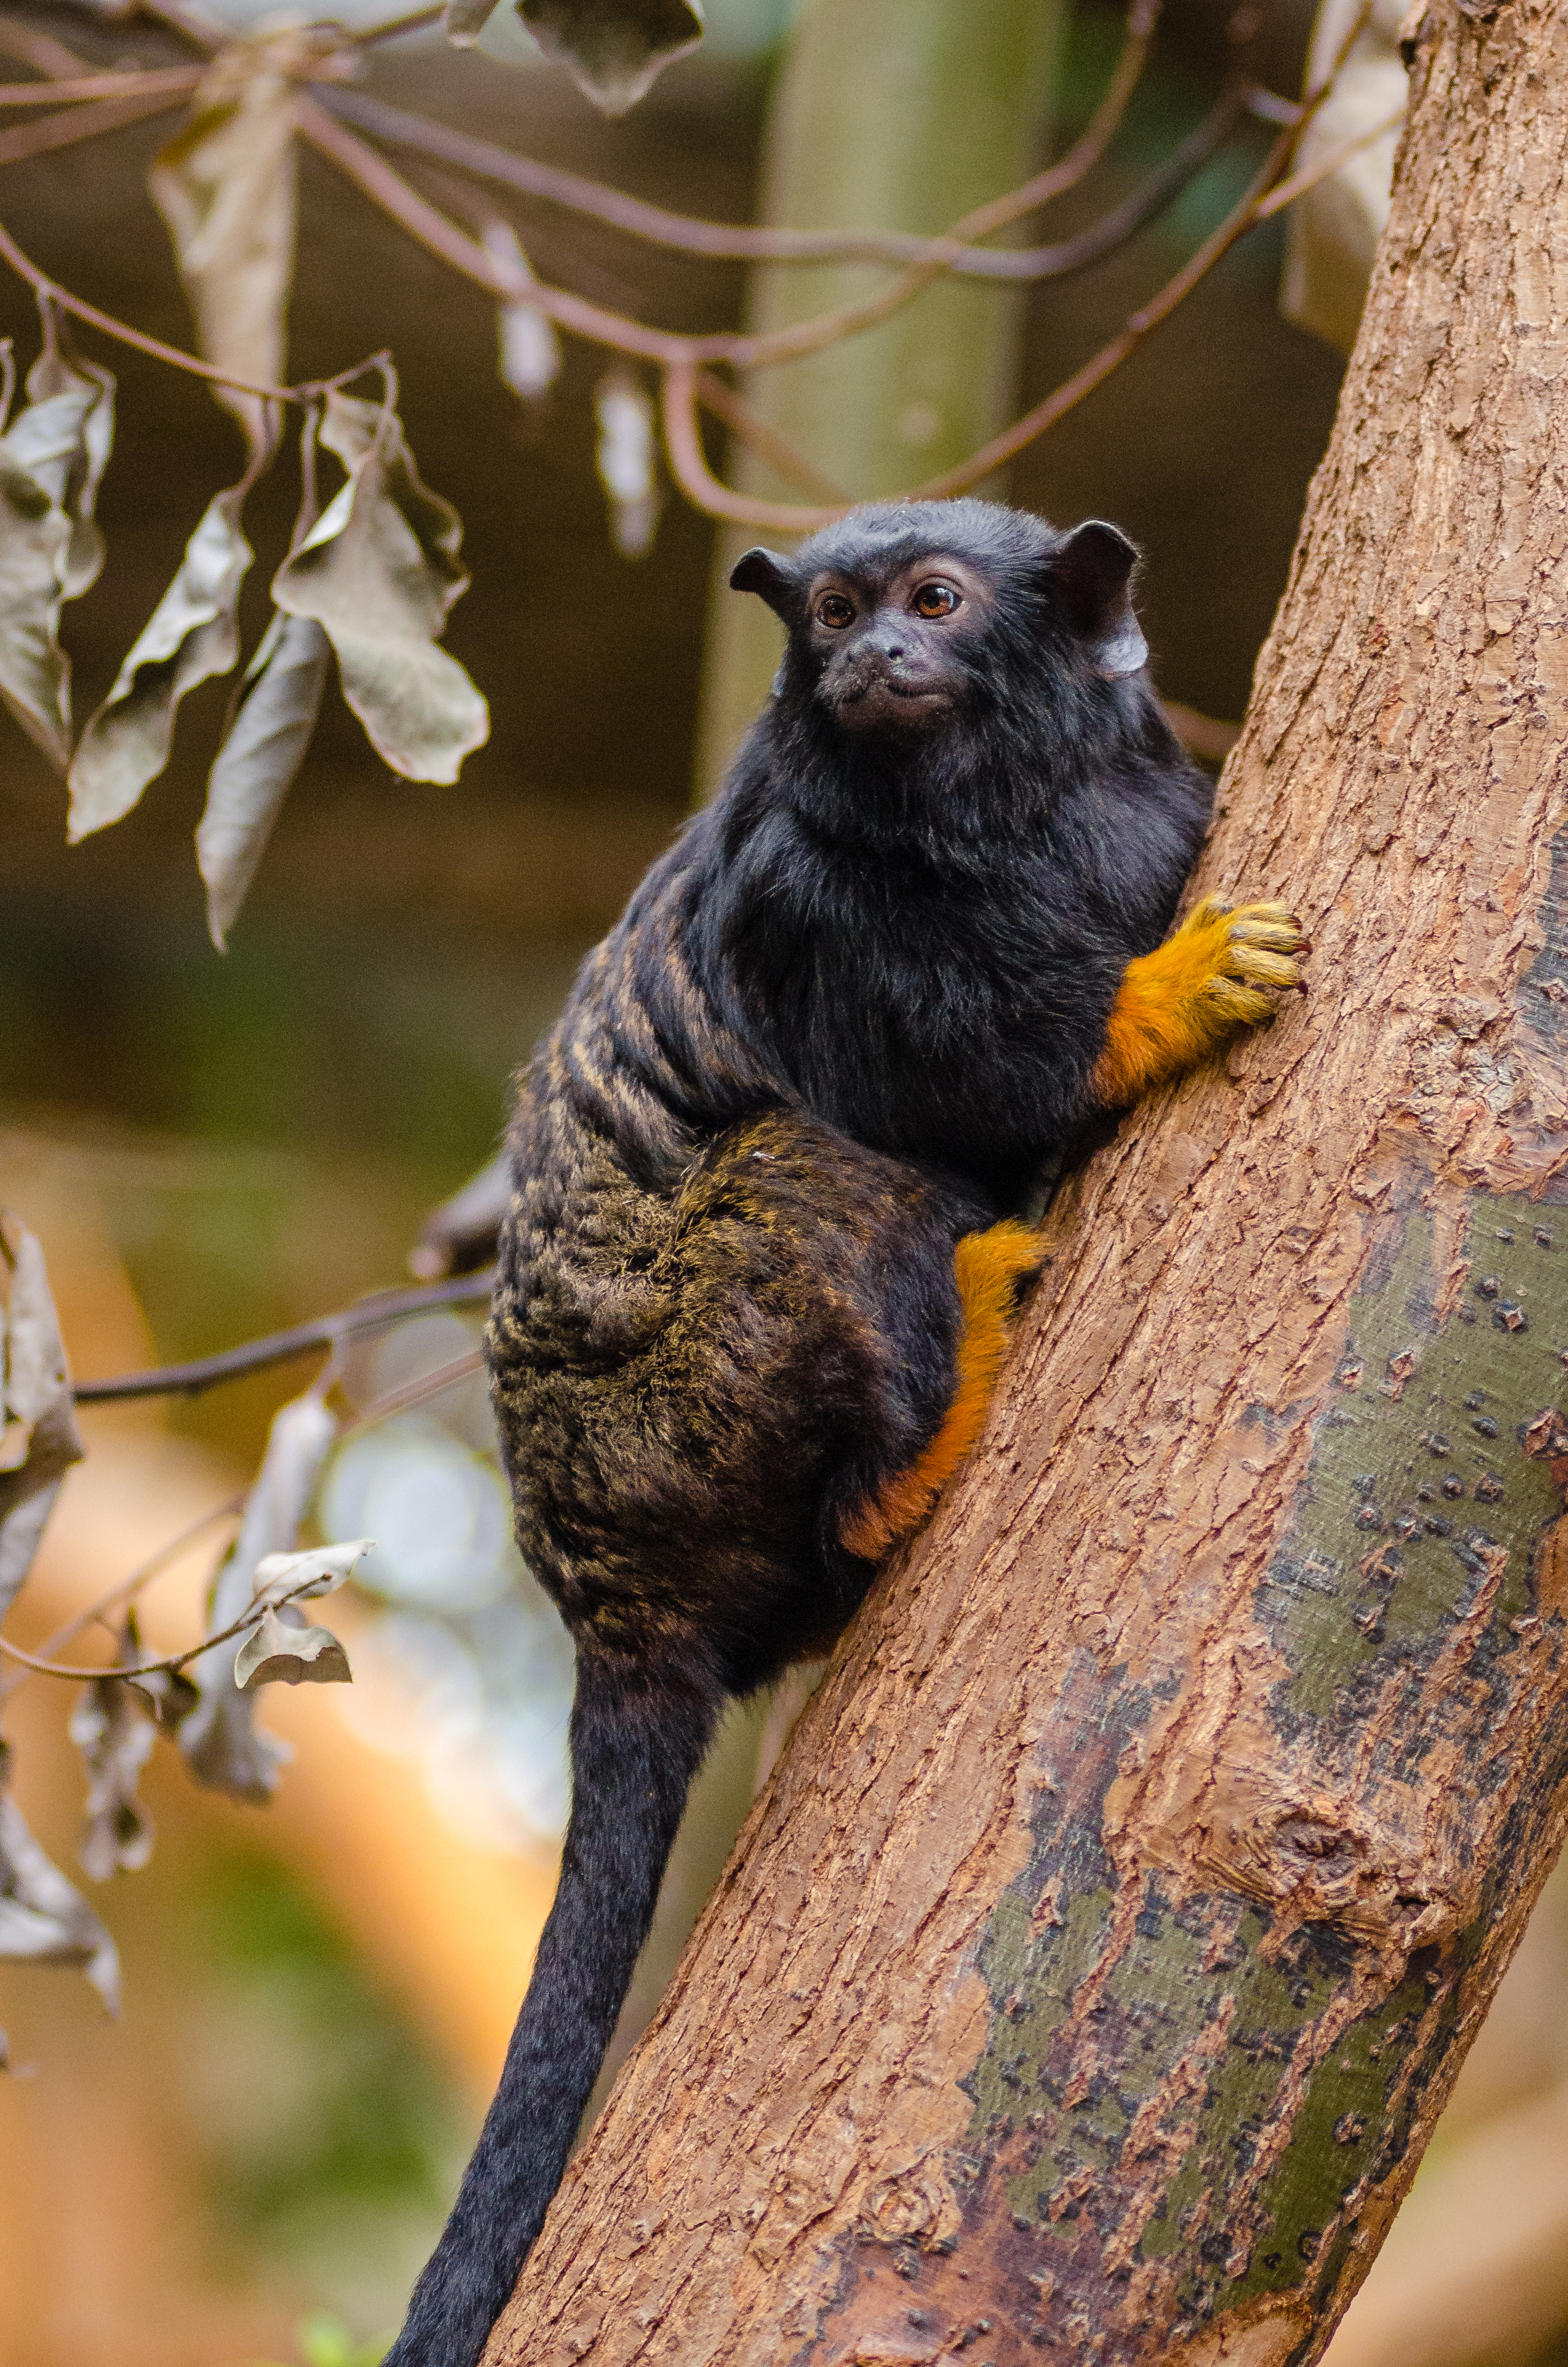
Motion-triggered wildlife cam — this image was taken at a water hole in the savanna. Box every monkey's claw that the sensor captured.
[1194,896,1308,1024]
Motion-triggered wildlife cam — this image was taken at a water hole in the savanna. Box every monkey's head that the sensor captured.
[729,498,1148,750]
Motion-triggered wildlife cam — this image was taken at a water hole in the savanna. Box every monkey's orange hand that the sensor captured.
[1091,896,1306,1106]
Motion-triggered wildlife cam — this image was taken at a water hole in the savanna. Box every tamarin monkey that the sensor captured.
[385,498,1304,2365]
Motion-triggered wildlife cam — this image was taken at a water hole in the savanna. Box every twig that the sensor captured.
[0,211,392,399]
[0,86,193,166]
[0,1567,339,1682]
[0,66,201,103]
[73,1269,494,1402]
[4,1349,488,1691]
[320,0,1160,274]
[338,1345,485,1436]
[0,1495,245,1705]
[1163,700,1240,761]
[331,78,1246,287]
[694,370,847,503]
[661,370,837,531]
[911,155,1300,498]
[0,0,1377,531]
[127,0,222,57]
[300,86,1253,382]
[0,16,90,79]
[1253,108,1406,220]
[355,4,446,44]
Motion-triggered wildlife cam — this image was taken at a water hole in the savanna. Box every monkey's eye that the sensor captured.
[815,592,856,629]
[911,581,960,618]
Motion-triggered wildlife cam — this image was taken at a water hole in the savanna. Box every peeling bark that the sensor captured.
[484,5,1568,2360]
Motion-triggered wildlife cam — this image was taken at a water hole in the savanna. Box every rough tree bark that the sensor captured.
[486,3,1568,2360]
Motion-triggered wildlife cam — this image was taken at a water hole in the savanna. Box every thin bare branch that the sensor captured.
[1162,699,1240,761]
[693,369,846,502]
[354,4,445,44]
[0,1496,245,1705]
[0,212,389,401]
[337,1345,485,1436]
[657,2,1380,527]
[328,76,1245,285]
[296,95,693,360]
[0,0,1373,540]
[0,87,193,167]
[340,0,1157,273]
[0,66,202,104]
[1253,107,1406,221]
[301,85,1258,386]
[0,1565,340,1682]
[0,16,90,79]
[125,0,222,57]
[906,148,1300,500]
[2,1344,486,1691]
[661,370,837,530]
[72,1270,494,1402]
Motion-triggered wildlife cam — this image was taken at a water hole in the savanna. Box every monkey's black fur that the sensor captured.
[385,500,1214,2365]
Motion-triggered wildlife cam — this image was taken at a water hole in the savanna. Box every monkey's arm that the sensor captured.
[1090,897,1305,1107]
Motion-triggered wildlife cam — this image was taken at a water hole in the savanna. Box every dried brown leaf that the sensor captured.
[0,443,71,767]
[0,318,115,771]
[235,1605,351,1689]
[252,1536,373,1609]
[197,609,330,948]
[445,0,503,43]
[179,1388,338,1803]
[482,217,562,405]
[1281,0,1405,355]
[69,1618,156,1881]
[6,316,114,602]
[594,365,660,557]
[517,0,704,112]
[272,390,488,785]
[0,1745,119,2050]
[0,1212,83,1627]
[67,485,252,841]
[148,24,321,453]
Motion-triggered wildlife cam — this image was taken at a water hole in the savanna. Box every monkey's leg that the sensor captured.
[503,1104,993,1653]
[1091,896,1306,1106]
[839,1216,1045,1560]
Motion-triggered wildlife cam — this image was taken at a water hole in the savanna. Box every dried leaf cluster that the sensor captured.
[0,18,495,952]
[0,0,747,939]
[0,1210,384,2060]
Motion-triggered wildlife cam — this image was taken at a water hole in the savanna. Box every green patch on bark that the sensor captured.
[964,1188,1568,2328]
[1267,1191,1565,1719]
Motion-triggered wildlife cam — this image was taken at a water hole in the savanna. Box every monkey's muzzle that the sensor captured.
[820,647,960,737]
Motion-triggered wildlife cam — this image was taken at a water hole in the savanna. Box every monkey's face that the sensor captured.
[730,500,1151,770]
[798,553,992,739]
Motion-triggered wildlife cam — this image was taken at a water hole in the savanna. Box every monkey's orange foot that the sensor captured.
[840,1218,1044,1562]
[1091,895,1306,1106]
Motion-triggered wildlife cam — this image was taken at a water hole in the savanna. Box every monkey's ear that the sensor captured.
[1046,520,1148,677]
[729,546,798,622]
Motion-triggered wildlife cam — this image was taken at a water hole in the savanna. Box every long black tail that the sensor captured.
[384,1648,721,2367]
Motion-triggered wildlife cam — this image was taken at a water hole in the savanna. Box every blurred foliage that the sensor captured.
[255,2314,389,2367]
[186,1846,462,2324]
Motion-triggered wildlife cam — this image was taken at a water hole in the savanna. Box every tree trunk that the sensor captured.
[485,3,1568,2359]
